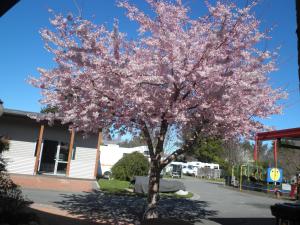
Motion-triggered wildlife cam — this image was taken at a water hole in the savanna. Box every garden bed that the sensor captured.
[98,179,193,198]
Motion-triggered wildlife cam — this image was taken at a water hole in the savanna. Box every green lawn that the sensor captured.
[98,179,193,198]
[98,179,131,194]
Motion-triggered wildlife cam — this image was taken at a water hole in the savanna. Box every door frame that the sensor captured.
[39,140,68,176]
[54,143,69,176]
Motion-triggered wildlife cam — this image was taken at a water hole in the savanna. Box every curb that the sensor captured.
[191,192,201,201]
[194,219,221,225]
[95,180,100,189]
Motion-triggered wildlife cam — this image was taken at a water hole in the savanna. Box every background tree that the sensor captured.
[29,0,286,219]
[278,140,300,179]
[186,137,257,175]
[185,137,229,171]
[119,135,147,148]
[40,105,58,114]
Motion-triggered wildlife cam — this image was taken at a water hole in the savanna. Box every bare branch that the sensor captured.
[160,130,200,168]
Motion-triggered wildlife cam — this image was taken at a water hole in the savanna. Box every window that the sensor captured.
[34,139,39,156]
[72,146,76,160]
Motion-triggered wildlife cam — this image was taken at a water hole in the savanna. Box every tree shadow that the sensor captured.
[28,207,109,225]
[54,190,217,224]
[209,217,276,225]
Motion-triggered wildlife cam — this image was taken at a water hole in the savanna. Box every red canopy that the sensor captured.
[256,127,300,141]
[254,127,300,164]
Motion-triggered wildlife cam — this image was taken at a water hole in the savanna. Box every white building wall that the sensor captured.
[0,111,98,179]
[69,147,97,179]
[0,115,39,175]
[2,140,36,175]
[99,144,149,175]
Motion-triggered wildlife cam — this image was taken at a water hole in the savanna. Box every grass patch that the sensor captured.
[98,179,131,194]
[98,179,193,199]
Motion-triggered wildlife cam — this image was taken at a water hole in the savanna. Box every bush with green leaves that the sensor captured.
[111,151,149,181]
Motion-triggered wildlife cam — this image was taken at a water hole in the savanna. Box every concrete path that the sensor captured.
[11,174,97,192]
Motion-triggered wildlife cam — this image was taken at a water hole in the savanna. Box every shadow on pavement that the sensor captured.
[54,190,217,224]
[28,207,109,225]
[210,217,276,225]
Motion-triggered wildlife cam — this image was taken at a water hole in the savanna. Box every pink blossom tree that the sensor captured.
[29,0,286,219]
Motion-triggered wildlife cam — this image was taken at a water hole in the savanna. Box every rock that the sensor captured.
[175,190,189,196]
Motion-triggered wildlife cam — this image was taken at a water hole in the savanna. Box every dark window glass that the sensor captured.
[58,142,69,161]
[34,140,38,156]
[72,146,76,160]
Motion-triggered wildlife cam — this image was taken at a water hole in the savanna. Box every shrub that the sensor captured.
[111,151,149,181]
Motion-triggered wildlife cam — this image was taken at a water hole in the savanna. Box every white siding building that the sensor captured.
[0,109,100,180]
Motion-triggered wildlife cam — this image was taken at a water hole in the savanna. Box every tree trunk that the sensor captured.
[144,159,161,220]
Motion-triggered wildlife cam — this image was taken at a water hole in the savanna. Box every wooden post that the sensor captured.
[66,129,75,176]
[34,125,45,174]
[94,130,102,179]
[274,139,278,169]
[254,136,259,161]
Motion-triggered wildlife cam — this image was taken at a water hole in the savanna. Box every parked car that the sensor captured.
[102,171,112,179]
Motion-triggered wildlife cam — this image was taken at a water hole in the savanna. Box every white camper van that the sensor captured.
[182,161,220,177]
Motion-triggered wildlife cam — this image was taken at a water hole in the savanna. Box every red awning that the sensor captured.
[256,127,300,141]
[254,127,300,162]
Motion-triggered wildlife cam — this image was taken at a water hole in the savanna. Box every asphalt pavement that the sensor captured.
[180,177,290,224]
[21,177,291,225]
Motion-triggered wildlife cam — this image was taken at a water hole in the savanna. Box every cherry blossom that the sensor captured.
[29,0,287,218]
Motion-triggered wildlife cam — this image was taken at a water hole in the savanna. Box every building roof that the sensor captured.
[3,108,40,118]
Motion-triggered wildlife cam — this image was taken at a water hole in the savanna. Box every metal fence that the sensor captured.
[196,167,221,179]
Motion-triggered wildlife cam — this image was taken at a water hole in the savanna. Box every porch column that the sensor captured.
[34,124,45,175]
[66,128,75,176]
[94,130,103,179]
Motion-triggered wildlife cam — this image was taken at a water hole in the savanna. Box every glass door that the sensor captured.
[39,140,59,174]
[54,142,69,175]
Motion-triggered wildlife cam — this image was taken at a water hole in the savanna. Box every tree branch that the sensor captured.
[156,118,168,158]
[141,121,155,157]
[160,130,200,169]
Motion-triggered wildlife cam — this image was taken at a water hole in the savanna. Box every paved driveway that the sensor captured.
[18,176,292,225]
[181,177,290,224]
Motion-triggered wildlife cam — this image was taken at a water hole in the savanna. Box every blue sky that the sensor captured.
[0,0,299,130]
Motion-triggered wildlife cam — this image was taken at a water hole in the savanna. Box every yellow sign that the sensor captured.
[269,168,281,182]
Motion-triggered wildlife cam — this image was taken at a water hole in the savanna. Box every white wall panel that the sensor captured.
[69,147,97,179]
[2,140,36,175]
